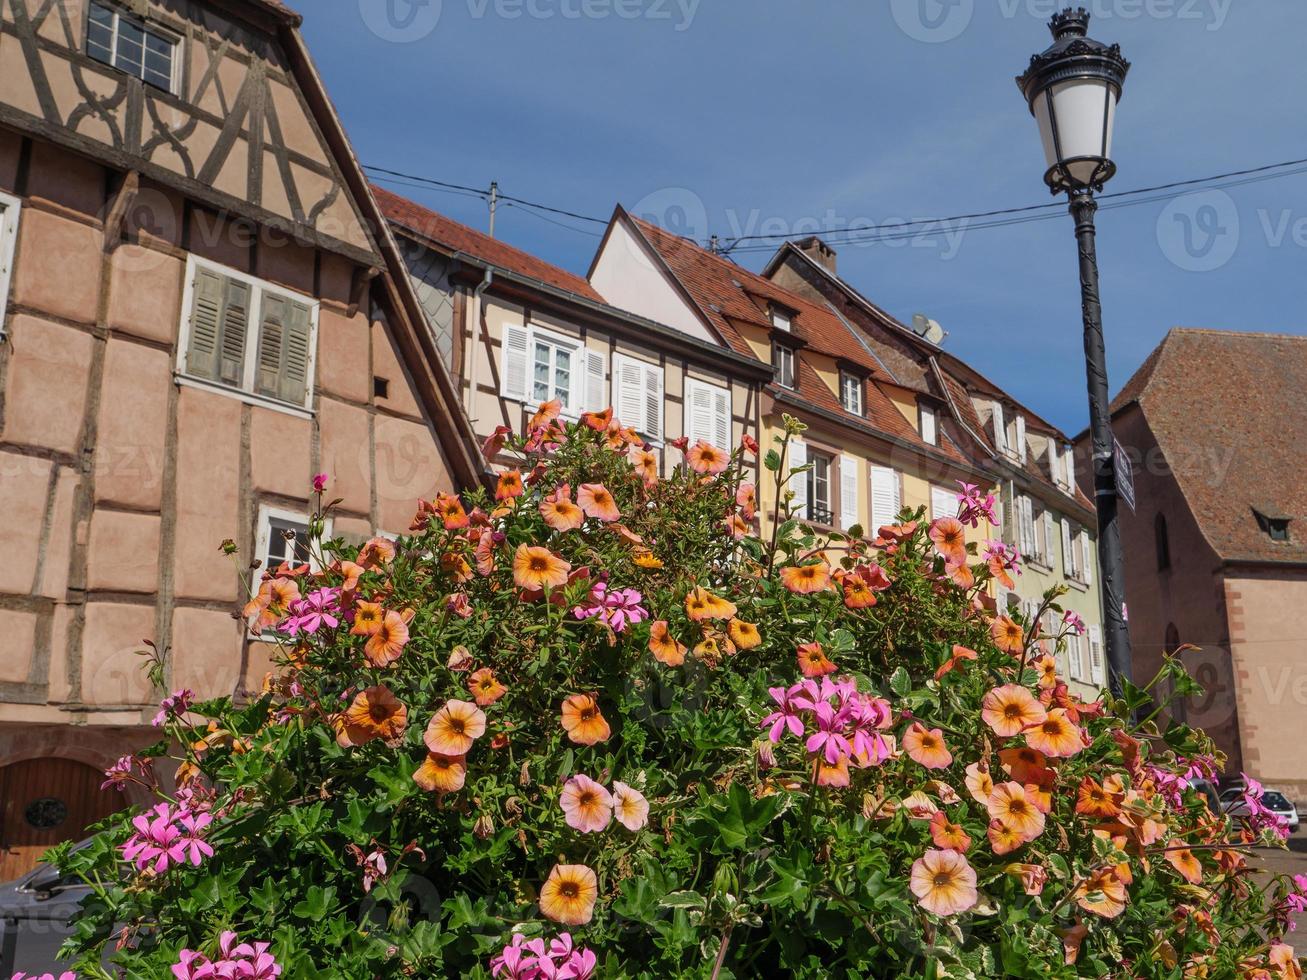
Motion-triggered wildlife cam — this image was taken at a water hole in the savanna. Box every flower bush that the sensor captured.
[47,406,1305,978]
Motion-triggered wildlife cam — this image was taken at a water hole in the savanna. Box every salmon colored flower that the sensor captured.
[685,587,736,621]
[1075,776,1124,817]
[797,642,837,678]
[727,619,762,650]
[1075,867,1128,918]
[435,492,469,530]
[496,470,525,502]
[991,615,1025,655]
[413,753,467,794]
[910,849,978,917]
[816,756,851,787]
[946,561,975,589]
[424,699,487,756]
[529,399,562,431]
[724,514,749,539]
[540,492,585,532]
[631,449,659,485]
[842,576,877,609]
[648,621,687,667]
[1166,847,1203,884]
[467,668,507,706]
[1024,708,1084,758]
[337,686,408,748]
[694,635,724,663]
[928,516,967,565]
[987,782,1046,842]
[612,782,650,831]
[561,694,611,746]
[581,406,613,431]
[981,684,1048,738]
[929,811,972,853]
[903,723,952,770]
[685,440,729,475]
[243,577,301,631]
[998,747,1050,785]
[358,537,397,569]
[350,600,383,637]
[577,483,621,523]
[539,864,598,926]
[965,763,994,806]
[512,544,572,592]
[560,774,613,833]
[363,610,410,668]
[987,819,1025,855]
[935,644,978,681]
[1035,653,1059,689]
[736,483,758,520]
[780,562,832,594]
[1270,944,1300,980]
[1005,863,1048,896]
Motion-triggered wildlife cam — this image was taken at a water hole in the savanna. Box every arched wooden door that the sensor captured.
[0,758,126,881]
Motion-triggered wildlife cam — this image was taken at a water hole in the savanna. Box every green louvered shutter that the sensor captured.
[255,294,313,405]
[279,300,312,405]
[185,266,224,380]
[218,278,249,385]
[255,293,287,399]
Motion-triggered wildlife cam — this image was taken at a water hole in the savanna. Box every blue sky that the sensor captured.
[308,1,1307,434]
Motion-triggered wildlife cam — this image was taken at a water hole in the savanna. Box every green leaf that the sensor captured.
[659,890,707,912]
[889,667,912,698]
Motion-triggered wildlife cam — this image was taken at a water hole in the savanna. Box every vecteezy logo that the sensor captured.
[358,0,443,43]
[890,0,974,43]
[1156,189,1240,273]
[624,186,709,269]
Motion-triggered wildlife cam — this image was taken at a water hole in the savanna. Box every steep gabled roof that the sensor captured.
[374,185,606,303]
[1112,328,1307,565]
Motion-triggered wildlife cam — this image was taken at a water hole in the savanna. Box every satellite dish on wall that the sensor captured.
[911,313,947,346]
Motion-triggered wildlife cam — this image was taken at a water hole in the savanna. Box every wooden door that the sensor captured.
[0,758,126,881]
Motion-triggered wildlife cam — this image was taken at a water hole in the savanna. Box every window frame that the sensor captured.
[0,190,19,341]
[85,1,182,95]
[771,307,792,333]
[683,376,731,451]
[176,255,321,418]
[920,403,938,445]
[806,451,834,527]
[772,342,796,389]
[527,324,586,416]
[252,505,334,587]
[839,370,864,416]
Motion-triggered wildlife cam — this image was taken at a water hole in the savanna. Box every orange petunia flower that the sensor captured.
[965,762,994,806]
[435,492,470,530]
[736,483,758,520]
[413,752,467,794]
[903,722,953,770]
[560,694,611,746]
[1075,867,1128,918]
[935,644,978,681]
[694,635,725,663]
[727,618,762,650]
[842,576,878,609]
[685,440,729,475]
[1166,847,1203,884]
[929,811,972,853]
[998,746,1050,785]
[540,492,586,532]
[724,514,749,539]
[909,849,978,917]
[424,699,487,756]
[467,667,508,706]
[633,548,664,570]
[631,449,659,486]
[780,562,832,594]
[1005,863,1048,897]
[496,470,525,502]
[576,483,621,523]
[364,610,410,667]
[987,819,1025,856]
[1035,653,1059,690]
[1024,708,1084,758]
[529,399,563,431]
[351,600,384,637]
[1075,776,1124,818]
[946,561,975,590]
[685,587,737,622]
[580,406,613,431]
[986,782,1046,842]
[512,544,572,592]
[991,615,1025,655]
[358,537,397,569]
[648,621,687,667]
[981,684,1048,738]
[797,642,837,678]
[337,685,408,748]
[244,577,301,631]
[539,863,599,926]
[815,756,851,787]
[928,516,967,566]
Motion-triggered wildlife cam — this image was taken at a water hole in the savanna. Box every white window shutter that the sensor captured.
[644,363,664,441]
[1015,415,1027,463]
[501,324,530,402]
[712,386,730,450]
[839,454,859,532]
[921,406,937,445]
[1081,532,1093,585]
[931,485,955,521]
[871,465,899,530]
[1049,443,1062,486]
[789,439,808,518]
[1043,510,1056,566]
[1064,445,1076,489]
[1060,518,1073,574]
[1089,625,1104,682]
[585,348,607,413]
[991,402,1006,452]
[614,354,646,432]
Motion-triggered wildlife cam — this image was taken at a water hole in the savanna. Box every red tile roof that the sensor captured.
[373,185,605,303]
[249,0,301,24]
[1112,328,1307,565]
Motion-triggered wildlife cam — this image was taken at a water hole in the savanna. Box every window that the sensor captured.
[1253,509,1292,543]
[806,453,834,526]
[920,404,938,445]
[500,324,605,417]
[930,485,955,521]
[870,465,902,531]
[1016,495,1037,560]
[178,257,320,412]
[771,308,791,332]
[684,377,730,450]
[772,343,795,389]
[839,372,863,415]
[1155,513,1171,570]
[612,353,664,442]
[0,191,18,339]
[86,2,179,93]
[1088,625,1104,684]
[255,506,312,578]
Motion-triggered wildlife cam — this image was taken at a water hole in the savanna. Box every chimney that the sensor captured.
[795,236,837,275]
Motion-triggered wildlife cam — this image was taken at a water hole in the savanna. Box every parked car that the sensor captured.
[0,853,107,977]
[1221,786,1300,834]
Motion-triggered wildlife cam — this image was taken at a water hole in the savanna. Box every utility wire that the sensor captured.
[364,165,608,225]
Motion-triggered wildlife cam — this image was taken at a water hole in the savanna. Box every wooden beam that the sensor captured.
[101,169,140,254]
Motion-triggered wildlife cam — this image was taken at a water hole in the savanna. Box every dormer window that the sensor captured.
[771,308,792,332]
[1254,509,1292,543]
[839,371,863,415]
[920,404,938,445]
[772,343,795,389]
[87,2,180,94]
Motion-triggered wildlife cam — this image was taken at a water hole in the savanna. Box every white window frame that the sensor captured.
[176,255,321,418]
[611,351,664,443]
[526,324,586,416]
[0,191,19,341]
[684,377,731,450]
[86,1,182,95]
[253,505,333,588]
[920,404,938,446]
[806,451,834,526]
[771,308,791,332]
[839,371,864,416]
[500,323,604,419]
[773,343,795,389]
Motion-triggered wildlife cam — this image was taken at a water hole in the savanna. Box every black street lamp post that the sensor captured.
[1016,8,1133,694]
